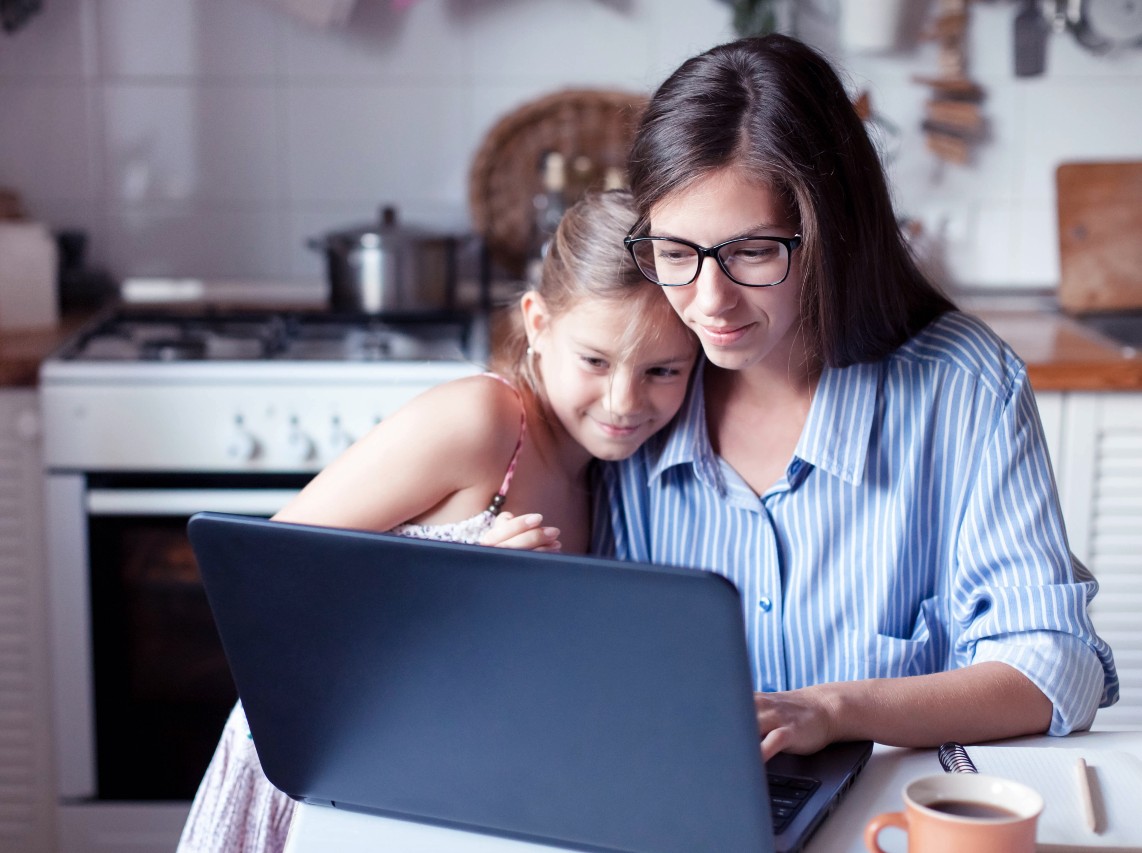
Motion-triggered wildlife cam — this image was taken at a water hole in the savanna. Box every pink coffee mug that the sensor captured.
[865,773,1043,853]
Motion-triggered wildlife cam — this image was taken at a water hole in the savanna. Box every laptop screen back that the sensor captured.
[188,511,779,852]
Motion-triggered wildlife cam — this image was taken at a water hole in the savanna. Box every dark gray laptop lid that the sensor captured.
[188,512,867,853]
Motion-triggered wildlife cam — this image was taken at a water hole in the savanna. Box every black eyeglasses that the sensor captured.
[623,233,802,288]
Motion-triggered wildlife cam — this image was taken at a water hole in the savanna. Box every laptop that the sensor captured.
[187,512,872,853]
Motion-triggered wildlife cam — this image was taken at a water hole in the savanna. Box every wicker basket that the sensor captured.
[468,88,649,279]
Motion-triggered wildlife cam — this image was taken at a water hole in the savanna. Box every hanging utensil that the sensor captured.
[1070,0,1142,53]
[1014,0,1051,76]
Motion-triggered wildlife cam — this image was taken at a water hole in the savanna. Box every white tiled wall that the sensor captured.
[854,14,1142,289]
[0,0,1140,288]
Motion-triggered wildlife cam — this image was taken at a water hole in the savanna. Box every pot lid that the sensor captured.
[312,205,450,249]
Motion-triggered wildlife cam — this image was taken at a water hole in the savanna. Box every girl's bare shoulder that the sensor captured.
[395,373,525,456]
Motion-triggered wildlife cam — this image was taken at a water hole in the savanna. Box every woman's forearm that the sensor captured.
[823,661,1052,747]
[757,661,1053,760]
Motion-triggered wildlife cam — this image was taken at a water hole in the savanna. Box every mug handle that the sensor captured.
[864,810,908,852]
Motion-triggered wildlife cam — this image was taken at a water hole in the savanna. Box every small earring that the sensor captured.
[526,345,534,357]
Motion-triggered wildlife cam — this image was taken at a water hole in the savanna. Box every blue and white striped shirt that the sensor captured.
[594,311,1118,735]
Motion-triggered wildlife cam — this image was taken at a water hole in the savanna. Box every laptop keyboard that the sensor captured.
[767,772,820,833]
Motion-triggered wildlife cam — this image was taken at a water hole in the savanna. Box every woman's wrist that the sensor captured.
[809,679,861,744]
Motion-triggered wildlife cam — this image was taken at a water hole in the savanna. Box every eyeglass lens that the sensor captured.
[630,238,792,287]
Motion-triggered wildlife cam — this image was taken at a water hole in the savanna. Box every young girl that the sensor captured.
[176,189,699,853]
[597,34,1118,760]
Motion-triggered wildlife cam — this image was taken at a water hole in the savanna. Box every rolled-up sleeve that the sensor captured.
[954,366,1118,732]
[972,632,1107,734]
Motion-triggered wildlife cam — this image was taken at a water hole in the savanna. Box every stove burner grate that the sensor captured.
[60,308,473,364]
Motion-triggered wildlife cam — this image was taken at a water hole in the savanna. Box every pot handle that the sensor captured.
[305,236,327,252]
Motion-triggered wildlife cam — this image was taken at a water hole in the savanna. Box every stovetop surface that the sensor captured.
[56,307,475,363]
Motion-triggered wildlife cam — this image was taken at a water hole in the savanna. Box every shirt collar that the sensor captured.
[795,360,881,486]
[645,355,880,490]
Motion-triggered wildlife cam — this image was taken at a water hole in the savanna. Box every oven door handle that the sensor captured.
[85,488,300,517]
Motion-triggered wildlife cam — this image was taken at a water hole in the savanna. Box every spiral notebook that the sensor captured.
[948,745,1142,852]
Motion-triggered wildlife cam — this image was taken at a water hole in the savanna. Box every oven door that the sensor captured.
[45,473,306,802]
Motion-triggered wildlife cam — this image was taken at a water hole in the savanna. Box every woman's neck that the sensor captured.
[713,327,821,404]
[704,350,822,496]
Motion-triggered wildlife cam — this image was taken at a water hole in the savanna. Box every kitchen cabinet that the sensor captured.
[1050,391,1142,731]
[0,388,56,852]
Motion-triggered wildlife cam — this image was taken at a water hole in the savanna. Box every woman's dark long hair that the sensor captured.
[627,33,955,368]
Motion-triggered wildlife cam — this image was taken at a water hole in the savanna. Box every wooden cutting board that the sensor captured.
[1057,161,1142,313]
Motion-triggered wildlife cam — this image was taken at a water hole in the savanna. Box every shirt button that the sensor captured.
[758,597,773,612]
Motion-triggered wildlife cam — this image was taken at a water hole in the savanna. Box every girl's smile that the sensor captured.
[523,294,697,466]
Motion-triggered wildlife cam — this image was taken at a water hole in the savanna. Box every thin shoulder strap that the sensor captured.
[481,372,526,514]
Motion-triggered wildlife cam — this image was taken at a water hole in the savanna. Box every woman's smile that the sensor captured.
[697,321,755,347]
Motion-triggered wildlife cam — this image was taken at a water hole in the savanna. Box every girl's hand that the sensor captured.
[479,511,562,552]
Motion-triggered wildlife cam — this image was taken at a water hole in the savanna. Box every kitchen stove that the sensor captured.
[42,306,485,472]
[38,303,486,853]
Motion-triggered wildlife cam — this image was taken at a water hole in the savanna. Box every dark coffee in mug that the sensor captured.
[867,774,1043,853]
[927,799,1020,819]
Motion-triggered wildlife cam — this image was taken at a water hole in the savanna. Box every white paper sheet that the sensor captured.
[967,746,1142,852]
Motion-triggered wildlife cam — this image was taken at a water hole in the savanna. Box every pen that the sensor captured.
[1075,756,1100,834]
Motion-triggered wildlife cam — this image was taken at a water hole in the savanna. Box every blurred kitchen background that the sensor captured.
[2,2,1142,853]
[0,0,1138,297]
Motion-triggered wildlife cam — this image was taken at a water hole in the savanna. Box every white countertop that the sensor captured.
[119,277,328,307]
[283,729,1142,853]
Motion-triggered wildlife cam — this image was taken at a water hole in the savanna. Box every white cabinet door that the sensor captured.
[1058,393,1142,731]
[1035,391,1064,486]
[0,389,56,852]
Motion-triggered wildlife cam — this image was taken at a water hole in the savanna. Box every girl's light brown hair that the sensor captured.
[490,189,691,401]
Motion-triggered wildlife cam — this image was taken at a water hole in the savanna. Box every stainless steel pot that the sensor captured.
[308,205,457,314]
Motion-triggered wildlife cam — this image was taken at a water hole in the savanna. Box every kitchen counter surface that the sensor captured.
[0,314,92,387]
[965,295,1142,391]
[3,297,1141,391]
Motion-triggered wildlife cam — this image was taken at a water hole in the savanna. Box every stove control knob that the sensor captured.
[286,418,316,463]
[226,418,260,461]
[328,416,354,456]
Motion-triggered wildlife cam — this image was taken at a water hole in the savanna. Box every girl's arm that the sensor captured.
[272,376,523,532]
[755,661,1053,761]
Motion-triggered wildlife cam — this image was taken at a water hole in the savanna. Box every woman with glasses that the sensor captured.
[598,34,1117,761]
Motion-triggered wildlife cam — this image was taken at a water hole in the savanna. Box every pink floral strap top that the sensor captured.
[386,372,526,545]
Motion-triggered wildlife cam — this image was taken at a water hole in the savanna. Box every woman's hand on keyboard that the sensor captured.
[755,686,839,761]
